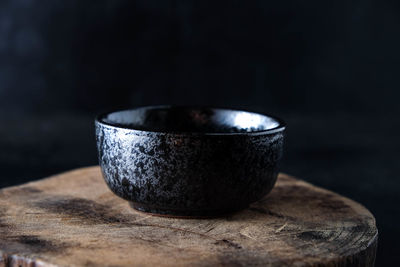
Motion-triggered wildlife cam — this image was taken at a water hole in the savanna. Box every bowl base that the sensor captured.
[129,202,247,219]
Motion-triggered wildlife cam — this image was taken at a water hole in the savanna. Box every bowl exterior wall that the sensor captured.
[96,122,284,216]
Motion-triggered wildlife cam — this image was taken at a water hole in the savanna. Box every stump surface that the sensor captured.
[0,167,377,267]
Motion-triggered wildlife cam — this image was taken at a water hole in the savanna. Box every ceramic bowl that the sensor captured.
[95,106,285,217]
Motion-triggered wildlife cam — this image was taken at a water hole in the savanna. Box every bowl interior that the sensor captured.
[99,106,281,134]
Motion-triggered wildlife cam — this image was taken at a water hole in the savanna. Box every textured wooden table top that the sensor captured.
[0,166,377,267]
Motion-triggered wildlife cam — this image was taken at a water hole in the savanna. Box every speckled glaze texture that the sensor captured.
[95,107,285,217]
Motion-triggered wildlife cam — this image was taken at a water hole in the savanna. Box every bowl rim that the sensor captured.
[95,105,286,136]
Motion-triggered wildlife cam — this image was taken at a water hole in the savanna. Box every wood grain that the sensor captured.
[0,166,377,267]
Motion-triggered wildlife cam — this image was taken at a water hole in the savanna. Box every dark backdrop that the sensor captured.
[1,1,399,265]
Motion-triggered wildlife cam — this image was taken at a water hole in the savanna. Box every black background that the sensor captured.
[1,1,399,265]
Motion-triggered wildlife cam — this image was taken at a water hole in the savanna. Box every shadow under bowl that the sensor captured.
[95,106,285,217]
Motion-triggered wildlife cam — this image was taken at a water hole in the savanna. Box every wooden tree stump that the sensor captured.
[0,167,377,267]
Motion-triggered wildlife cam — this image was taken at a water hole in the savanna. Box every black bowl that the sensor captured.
[95,106,285,217]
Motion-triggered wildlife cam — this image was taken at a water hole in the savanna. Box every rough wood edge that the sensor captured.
[0,252,57,267]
